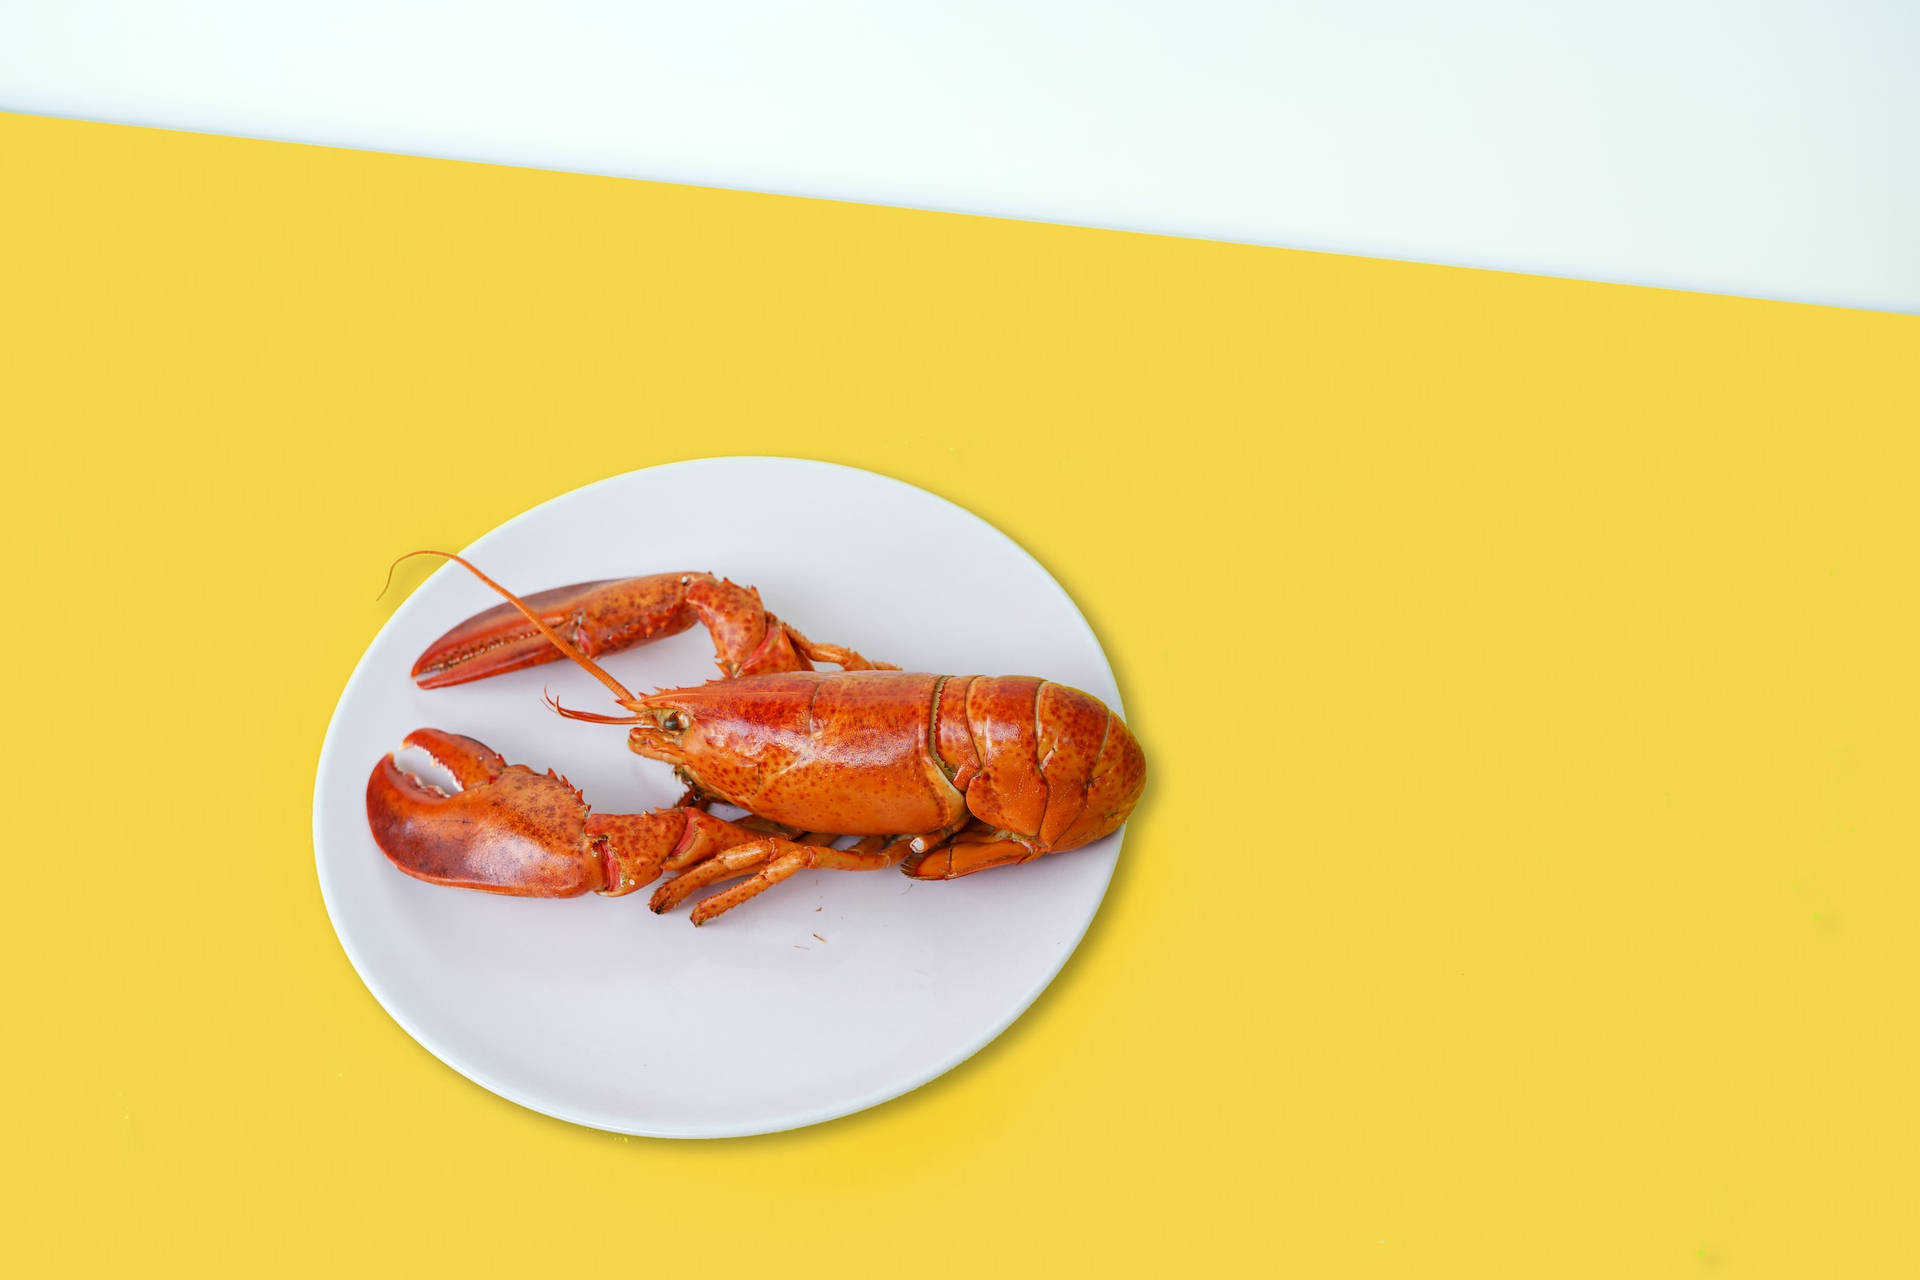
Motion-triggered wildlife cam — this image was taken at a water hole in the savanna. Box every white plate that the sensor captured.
[312,458,1127,1138]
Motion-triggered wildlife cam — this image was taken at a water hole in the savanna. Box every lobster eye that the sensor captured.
[661,710,691,733]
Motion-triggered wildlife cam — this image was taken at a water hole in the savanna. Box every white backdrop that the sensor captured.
[3,1,1913,313]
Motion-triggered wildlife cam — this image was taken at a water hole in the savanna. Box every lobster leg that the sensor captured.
[900,824,1040,879]
[410,565,892,689]
[649,834,925,926]
[365,728,767,896]
[783,628,892,673]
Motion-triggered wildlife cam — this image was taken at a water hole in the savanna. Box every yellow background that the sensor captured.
[4,111,1916,1276]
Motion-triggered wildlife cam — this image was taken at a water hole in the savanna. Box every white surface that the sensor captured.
[312,459,1126,1137]
[2,2,1914,313]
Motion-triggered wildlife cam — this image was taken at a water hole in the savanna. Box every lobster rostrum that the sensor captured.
[366,555,1146,925]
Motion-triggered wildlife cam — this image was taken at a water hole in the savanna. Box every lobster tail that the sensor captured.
[907,676,1145,878]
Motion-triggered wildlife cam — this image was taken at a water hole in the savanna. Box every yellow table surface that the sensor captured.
[4,112,1916,1277]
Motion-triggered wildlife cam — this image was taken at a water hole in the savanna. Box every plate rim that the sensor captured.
[311,455,1127,1138]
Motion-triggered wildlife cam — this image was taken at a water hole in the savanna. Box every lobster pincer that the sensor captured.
[367,728,770,898]
[410,569,888,689]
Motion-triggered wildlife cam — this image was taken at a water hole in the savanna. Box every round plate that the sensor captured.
[312,458,1127,1137]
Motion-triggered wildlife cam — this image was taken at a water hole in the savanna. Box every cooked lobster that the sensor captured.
[366,555,1145,924]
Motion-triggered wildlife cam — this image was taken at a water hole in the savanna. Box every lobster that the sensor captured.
[365,555,1146,925]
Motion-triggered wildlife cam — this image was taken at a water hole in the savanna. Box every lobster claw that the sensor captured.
[366,728,607,896]
[366,728,775,897]
[407,561,893,691]
[410,575,700,689]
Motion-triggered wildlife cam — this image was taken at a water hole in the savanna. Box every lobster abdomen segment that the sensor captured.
[1040,681,1145,850]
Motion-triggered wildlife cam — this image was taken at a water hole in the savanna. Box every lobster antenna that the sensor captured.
[387,550,639,707]
[542,694,652,725]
